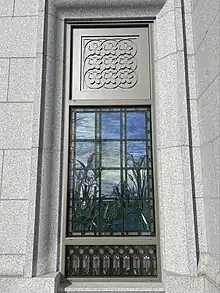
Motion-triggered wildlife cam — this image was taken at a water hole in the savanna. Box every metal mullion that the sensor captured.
[99,109,102,236]
[94,109,98,237]
[120,109,124,236]
[124,109,128,236]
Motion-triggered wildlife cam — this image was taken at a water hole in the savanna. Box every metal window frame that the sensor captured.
[60,20,161,281]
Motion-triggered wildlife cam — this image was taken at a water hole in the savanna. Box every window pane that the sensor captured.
[67,107,155,237]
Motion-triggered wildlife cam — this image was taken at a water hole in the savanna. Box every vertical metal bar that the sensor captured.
[120,109,124,236]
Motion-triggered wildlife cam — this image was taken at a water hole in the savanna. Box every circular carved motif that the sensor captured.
[83,39,138,90]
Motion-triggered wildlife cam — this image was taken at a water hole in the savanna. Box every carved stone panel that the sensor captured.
[72,27,151,102]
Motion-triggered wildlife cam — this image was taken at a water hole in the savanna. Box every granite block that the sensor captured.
[205,278,219,293]
[192,0,219,51]
[156,10,176,59]
[0,151,3,195]
[200,142,218,198]
[0,254,25,276]
[36,149,61,275]
[198,75,220,144]
[204,197,220,257]
[156,53,189,148]
[8,58,36,102]
[0,17,37,58]
[164,273,204,293]
[1,150,31,199]
[213,136,220,197]
[196,13,220,96]
[0,103,33,149]
[0,59,9,102]
[0,200,28,254]
[190,100,200,147]
[159,147,194,274]
[195,198,207,253]
[175,0,192,12]
[175,9,194,54]
[14,0,38,16]
[0,0,13,16]
[42,57,63,150]
[192,147,204,198]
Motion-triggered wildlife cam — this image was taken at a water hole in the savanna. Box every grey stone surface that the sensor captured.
[164,273,204,293]
[156,10,176,59]
[58,281,165,292]
[213,136,220,197]
[36,149,61,275]
[0,200,28,254]
[8,58,36,102]
[198,75,220,144]
[204,197,220,258]
[155,53,189,148]
[195,12,220,97]
[192,0,219,52]
[0,103,33,149]
[0,0,13,17]
[0,59,9,102]
[159,146,196,274]
[0,17,38,58]
[14,0,38,16]
[195,198,207,253]
[204,279,219,293]
[1,150,31,199]
[192,147,204,198]
[200,141,217,198]
[0,272,60,293]
[0,254,25,276]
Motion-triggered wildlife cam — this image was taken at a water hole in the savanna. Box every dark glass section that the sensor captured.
[67,107,155,236]
[66,245,157,277]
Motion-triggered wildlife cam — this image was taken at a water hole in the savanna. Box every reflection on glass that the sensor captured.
[126,112,145,139]
[102,142,120,167]
[76,112,95,139]
[102,112,120,139]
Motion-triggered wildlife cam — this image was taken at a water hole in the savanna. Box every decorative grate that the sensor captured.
[66,245,157,277]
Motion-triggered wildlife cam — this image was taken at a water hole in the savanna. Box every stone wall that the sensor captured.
[191,0,220,291]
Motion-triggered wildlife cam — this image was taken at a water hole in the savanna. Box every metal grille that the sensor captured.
[67,107,155,237]
[66,245,157,277]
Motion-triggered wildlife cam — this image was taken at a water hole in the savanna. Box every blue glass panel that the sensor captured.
[126,112,145,139]
[127,141,146,160]
[76,112,95,139]
[101,170,120,196]
[75,142,97,168]
[101,112,120,139]
[102,142,120,167]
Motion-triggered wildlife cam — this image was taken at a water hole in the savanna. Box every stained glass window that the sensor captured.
[67,107,155,237]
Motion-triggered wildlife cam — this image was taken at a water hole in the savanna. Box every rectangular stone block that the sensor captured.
[0,103,33,149]
[156,10,176,59]
[192,0,219,51]
[0,0,13,16]
[0,59,9,102]
[0,151,3,194]
[156,53,189,148]
[0,17,37,58]
[198,75,220,144]
[14,0,38,16]
[1,150,31,199]
[201,142,218,198]
[204,197,220,257]
[8,58,36,102]
[213,136,220,197]
[0,200,28,254]
[196,12,220,97]
[205,278,219,293]
[0,254,25,276]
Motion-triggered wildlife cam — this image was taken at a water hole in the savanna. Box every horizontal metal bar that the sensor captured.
[68,99,153,106]
[64,237,157,245]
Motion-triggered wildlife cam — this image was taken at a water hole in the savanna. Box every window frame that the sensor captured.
[60,20,161,281]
